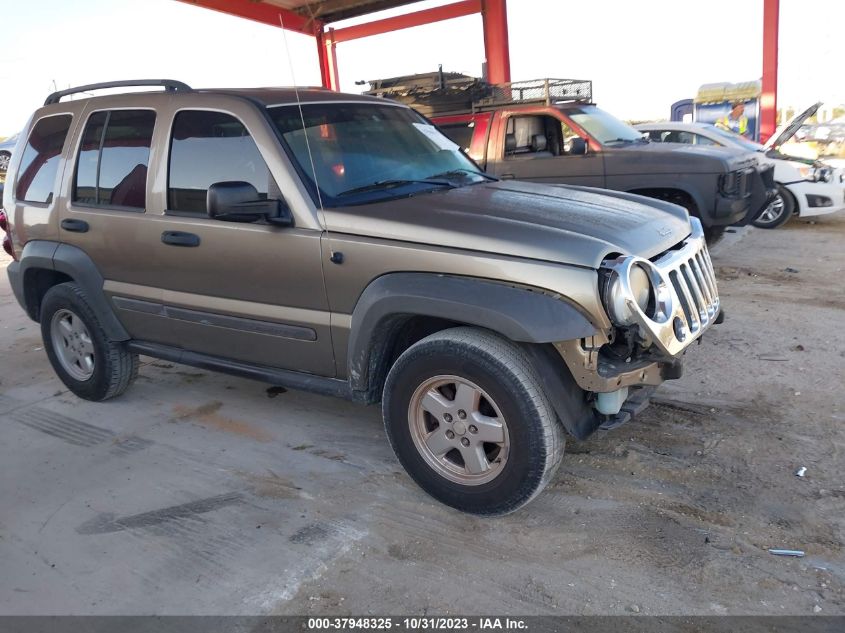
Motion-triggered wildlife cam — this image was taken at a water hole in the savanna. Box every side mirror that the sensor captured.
[207,181,293,226]
[569,137,588,155]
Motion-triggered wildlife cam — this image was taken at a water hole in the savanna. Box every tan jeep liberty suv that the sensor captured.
[1,80,722,515]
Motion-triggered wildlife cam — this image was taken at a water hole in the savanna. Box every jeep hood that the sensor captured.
[322,181,691,269]
[604,141,756,175]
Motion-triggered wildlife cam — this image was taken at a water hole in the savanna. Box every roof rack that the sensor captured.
[475,78,592,111]
[364,71,591,117]
[44,79,192,105]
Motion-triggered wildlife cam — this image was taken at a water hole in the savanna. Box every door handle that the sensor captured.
[500,173,515,180]
[161,231,200,247]
[61,219,89,233]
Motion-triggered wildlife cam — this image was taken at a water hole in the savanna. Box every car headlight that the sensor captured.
[601,257,655,326]
[797,165,833,182]
[817,166,833,183]
[797,165,815,181]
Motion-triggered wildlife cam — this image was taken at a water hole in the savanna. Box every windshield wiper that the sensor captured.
[603,138,639,145]
[337,179,456,197]
[428,168,498,182]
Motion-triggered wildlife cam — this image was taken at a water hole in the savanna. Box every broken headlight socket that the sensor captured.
[600,258,656,326]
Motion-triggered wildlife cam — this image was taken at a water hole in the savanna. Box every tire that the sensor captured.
[0,151,10,174]
[382,327,565,516]
[752,185,794,229]
[40,283,139,401]
[703,226,726,245]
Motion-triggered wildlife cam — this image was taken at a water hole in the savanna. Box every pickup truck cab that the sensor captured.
[367,75,775,242]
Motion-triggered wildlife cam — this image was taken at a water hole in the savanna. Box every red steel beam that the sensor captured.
[482,0,510,84]
[175,0,322,36]
[317,29,340,90]
[760,0,779,142]
[332,0,482,43]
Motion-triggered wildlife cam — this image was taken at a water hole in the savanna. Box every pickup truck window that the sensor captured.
[564,105,643,145]
[504,115,586,158]
[269,103,486,207]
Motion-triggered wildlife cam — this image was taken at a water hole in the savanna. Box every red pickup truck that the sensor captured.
[367,74,775,241]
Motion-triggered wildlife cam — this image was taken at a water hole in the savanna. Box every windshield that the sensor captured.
[268,103,488,206]
[564,105,643,145]
[707,125,764,151]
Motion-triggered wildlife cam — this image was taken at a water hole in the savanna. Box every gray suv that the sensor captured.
[2,80,722,515]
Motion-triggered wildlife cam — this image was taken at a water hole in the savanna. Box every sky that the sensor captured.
[0,0,843,137]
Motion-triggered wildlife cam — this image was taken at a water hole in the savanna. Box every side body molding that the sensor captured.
[347,272,597,394]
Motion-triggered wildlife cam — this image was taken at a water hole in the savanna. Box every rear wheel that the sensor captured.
[753,185,794,229]
[382,327,565,515]
[0,151,10,173]
[40,283,139,401]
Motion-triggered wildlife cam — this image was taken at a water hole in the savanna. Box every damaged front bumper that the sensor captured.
[556,218,724,426]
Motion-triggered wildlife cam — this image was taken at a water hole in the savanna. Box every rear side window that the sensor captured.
[15,114,73,204]
[73,109,155,209]
[168,110,270,214]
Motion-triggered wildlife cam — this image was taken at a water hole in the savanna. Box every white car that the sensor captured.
[637,104,845,229]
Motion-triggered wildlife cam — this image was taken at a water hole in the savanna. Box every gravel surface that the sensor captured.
[0,214,843,615]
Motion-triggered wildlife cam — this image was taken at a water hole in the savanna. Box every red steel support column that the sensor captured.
[482,0,510,84]
[760,0,779,142]
[317,28,340,91]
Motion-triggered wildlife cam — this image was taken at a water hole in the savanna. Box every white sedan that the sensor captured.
[637,105,845,229]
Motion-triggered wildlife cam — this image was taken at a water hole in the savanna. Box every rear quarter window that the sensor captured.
[15,114,74,204]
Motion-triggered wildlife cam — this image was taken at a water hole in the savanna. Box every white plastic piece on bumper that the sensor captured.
[595,387,629,415]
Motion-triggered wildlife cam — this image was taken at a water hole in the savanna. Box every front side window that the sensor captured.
[168,110,271,214]
[73,109,155,209]
[15,115,73,204]
[268,103,487,207]
[504,115,587,158]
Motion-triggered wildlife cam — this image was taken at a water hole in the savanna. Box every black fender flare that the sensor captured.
[347,272,597,394]
[18,241,130,341]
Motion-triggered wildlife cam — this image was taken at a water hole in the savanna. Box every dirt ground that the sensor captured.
[0,214,843,616]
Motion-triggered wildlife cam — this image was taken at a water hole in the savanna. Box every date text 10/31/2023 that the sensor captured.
[307,617,528,630]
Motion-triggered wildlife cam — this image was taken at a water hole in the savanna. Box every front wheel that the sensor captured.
[753,185,794,229]
[0,151,10,174]
[382,327,565,516]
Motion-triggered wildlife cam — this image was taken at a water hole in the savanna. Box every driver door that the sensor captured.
[487,112,605,186]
